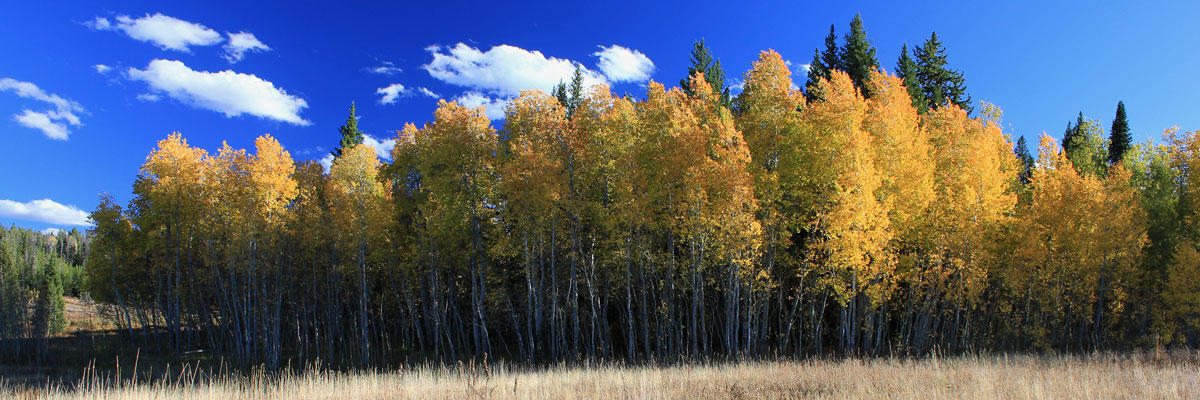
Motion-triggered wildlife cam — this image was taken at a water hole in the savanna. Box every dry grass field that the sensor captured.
[3,352,1199,399]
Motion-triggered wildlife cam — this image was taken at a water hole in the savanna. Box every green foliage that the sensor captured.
[895,44,928,113]
[840,14,879,97]
[681,39,732,109]
[913,32,970,112]
[1126,141,1179,273]
[1064,113,1109,176]
[332,102,364,159]
[1015,135,1035,185]
[33,258,65,336]
[1110,101,1132,164]
[0,237,31,359]
[805,25,841,101]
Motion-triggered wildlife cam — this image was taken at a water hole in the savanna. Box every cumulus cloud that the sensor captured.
[0,78,85,139]
[13,110,68,140]
[376,83,407,104]
[454,91,508,120]
[41,227,63,236]
[424,43,607,97]
[368,62,402,75]
[376,83,437,104]
[0,199,93,226]
[127,59,309,125]
[94,64,113,74]
[363,134,396,160]
[222,31,271,63]
[593,45,654,83]
[318,133,396,172]
[88,13,223,52]
[318,154,335,172]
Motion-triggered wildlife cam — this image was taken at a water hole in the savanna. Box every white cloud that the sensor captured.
[127,59,309,125]
[223,31,271,63]
[85,17,112,30]
[89,13,223,52]
[376,83,407,104]
[13,110,68,140]
[416,87,438,98]
[41,227,63,236]
[0,78,85,125]
[94,64,113,74]
[593,45,654,83]
[376,83,437,104]
[423,43,654,121]
[137,93,161,102]
[455,91,508,120]
[728,79,745,95]
[319,134,395,172]
[0,78,85,139]
[319,153,334,173]
[368,62,402,75]
[0,199,93,226]
[787,62,808,91]
[423,43,607,97]
[363,134,396,160]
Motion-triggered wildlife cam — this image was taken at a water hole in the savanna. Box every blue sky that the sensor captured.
[2,1,1199,232]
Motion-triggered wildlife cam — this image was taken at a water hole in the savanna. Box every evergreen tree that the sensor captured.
[914,32,971,112]
[1015,135,1035,185]
[1063,111,1084,156]
[681,39,732,109]
[331,102,364,159]
[805,25,841,101]
[568,65,585,116]
[840,14,880,97]
[1109,101,1132,164]
[552,82,569,111]
[896,44,928,113]
[805,49,827,102]
[1061,112,1109,176]
[33,259,65,337]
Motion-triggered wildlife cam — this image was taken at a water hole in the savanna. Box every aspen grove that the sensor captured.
[83,51,1200,367]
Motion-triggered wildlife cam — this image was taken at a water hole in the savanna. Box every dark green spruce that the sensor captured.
[914,32,971,112]
[1109,101,1131,164]
[681,39,732,109]
[840,14,879,97]
[331,102,364,159]
[896,43,928,113]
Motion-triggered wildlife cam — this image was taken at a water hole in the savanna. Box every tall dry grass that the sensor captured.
[4,352,1199,399]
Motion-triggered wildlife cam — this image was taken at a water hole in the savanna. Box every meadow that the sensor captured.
[4,352,1198,399]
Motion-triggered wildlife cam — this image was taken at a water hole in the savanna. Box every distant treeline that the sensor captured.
[15,16,1200,369]
[0,226,88,362]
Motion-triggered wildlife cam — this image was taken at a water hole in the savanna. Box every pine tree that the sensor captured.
[841,14,879,97]
[552,82,568,108]
[332,102,364,159]
[1109,101,1132,164]
[1015,136,1035,185]
[805,25,841,101]
[1063,112,1085,157]
[681,39,732,109]
[34,259,65,337]
[914,32,970,112]
[568,65,585,116]
[896,44,928,113]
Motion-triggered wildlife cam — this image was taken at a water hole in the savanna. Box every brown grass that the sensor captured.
[3,352,1198,399]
